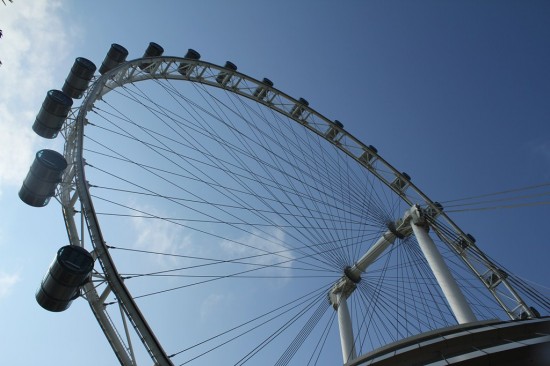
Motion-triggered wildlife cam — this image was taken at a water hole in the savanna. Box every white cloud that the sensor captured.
[200,293,227,320]
[531,140,550,162]
[220,227,294,285]
[0,0,76,194]
[131,209,194,267]
[0,271,20,300]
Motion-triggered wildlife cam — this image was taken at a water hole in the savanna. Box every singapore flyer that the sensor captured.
[3,2,549,365]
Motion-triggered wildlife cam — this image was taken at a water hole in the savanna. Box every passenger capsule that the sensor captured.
[290,98,309,119]
[36,245,94,312]
[215,61,238,86]
[62,57,96,99]
[139,42,164,71]
[359,145,378,165]
[99,43,129,75]
[252,78,274,100]
[178,49,201,76]
[326,120,344,140]
[390,172,411,192]
[19,149,67,207]
[32,90,73,139]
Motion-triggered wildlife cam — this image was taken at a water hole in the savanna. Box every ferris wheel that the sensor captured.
[19,42,549,365]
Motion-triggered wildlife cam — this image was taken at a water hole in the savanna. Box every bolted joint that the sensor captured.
[387,221,405,239]
[328,275,357,310]
[387,216,413,240]
[344,266,361,284]
[408,204,430,230]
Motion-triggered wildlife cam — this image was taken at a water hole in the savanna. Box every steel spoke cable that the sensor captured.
[89,114,384,274]
[360,240,450,334]
[352,243,397,349]
[306,308,337,366]
[93,193,383,277]
[113,239,367,280]
[87,104,388,237]
[446,200,550,213]
[86,155,365,229]
[91,184,369,226]
[90,103,332,253]
[233,291,329,366]
[441,190,550,209]
[135,81,366,268]
[438,181,550,205]
[201,85,341,239]
[245,101,357,265]
[274,299,331,366]
[191,82,351,269]
[161,78,370,222]
[507,277,550,311]
[106,233,380,274]
[84,133,342,270]
[97,84,350,226]
[127,244,341,300]
[86,163,306,261]
[169,284,331,363]
[361,270,453,331]
[89,191,335,274]
[172,80,392,268]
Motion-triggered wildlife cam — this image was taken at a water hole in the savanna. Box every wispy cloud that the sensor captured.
[131,208,194,267]
[531,140,550,163]
[0,271,20,300]
[528,138,550,179]
[220,227,294,285]
[200,292,229,320]
[0,0,75,194]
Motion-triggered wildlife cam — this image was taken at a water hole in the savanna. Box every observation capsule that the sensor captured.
[426,201,444,219]
[178,49,201,76]
[359,145,378,165]
[290,97,309,119]
[19,149,67,207]
[36,245,94,312]
[139,42,164,71]
[390,172,411,192]
[62,57,96,99]
[253,78,274,101]
[215,61,238,86]
[326,120,344,140]
[99,43,129,75]
[32,90,73,139]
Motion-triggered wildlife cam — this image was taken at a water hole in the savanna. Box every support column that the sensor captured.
[410,206,477,324]
[336,293,357,364]
[330,219,410,364]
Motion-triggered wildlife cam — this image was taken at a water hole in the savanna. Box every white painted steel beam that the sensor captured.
[410,205,477,324]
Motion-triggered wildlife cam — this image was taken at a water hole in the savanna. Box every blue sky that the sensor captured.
[1,1,549,365]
